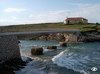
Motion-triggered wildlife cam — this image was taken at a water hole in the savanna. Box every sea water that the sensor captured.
[15,40,100,74]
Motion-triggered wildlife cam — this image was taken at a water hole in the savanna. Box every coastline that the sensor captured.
[0,29,100,74]
[28,31,100,43]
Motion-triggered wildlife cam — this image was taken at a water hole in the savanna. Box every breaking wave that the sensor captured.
[52,46,100,74]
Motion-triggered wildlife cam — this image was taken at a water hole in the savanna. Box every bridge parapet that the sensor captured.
[0,30,80,36]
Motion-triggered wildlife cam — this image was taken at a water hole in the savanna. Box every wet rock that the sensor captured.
[25,57,33,63]
[0,58,26,74]
[59,42,67,47]
[18,41,20,43]
[31,47,43,55]
[22,56,33,63]
[47,46,57,49]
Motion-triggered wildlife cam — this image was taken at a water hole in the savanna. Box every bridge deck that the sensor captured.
[0,30,80,36]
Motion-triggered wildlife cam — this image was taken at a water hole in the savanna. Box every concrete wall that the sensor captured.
[0,35,21,62]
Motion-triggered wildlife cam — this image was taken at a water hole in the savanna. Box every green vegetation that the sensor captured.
[80,25,99,32]
[0,22,100,32]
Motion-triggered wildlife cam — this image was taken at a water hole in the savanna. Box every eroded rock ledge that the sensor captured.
[29,31,100,43]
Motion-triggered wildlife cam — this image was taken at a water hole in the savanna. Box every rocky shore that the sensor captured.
[29,31,100,43]
[0,58,25,74]
[29,33,78,43]
[79,31,100,42]
[1,31,99,74]
[0,57,33,74]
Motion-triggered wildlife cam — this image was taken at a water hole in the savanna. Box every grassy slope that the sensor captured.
[0,22,100,32]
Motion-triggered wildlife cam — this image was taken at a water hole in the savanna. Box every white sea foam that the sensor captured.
[15,58,58,74]
[52,49,90,74]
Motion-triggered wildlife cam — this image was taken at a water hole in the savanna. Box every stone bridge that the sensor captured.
[0,30,80,62]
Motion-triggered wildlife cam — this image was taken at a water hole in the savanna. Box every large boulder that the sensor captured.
[47,46,57,50]
[31,47,43,55]
[59,42,67,47]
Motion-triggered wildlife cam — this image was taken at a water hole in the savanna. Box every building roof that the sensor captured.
[65,17,87,21]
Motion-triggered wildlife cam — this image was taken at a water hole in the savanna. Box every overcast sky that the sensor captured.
[0,0,100,25]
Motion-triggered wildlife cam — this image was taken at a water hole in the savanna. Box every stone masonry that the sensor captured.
[0,35,21,62]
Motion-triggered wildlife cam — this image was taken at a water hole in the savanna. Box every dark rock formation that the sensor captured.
[80,31,100,42]
[31,47,43,55]
[47,46,57,49]
[0,58,26,74]
[59,42,67,47]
